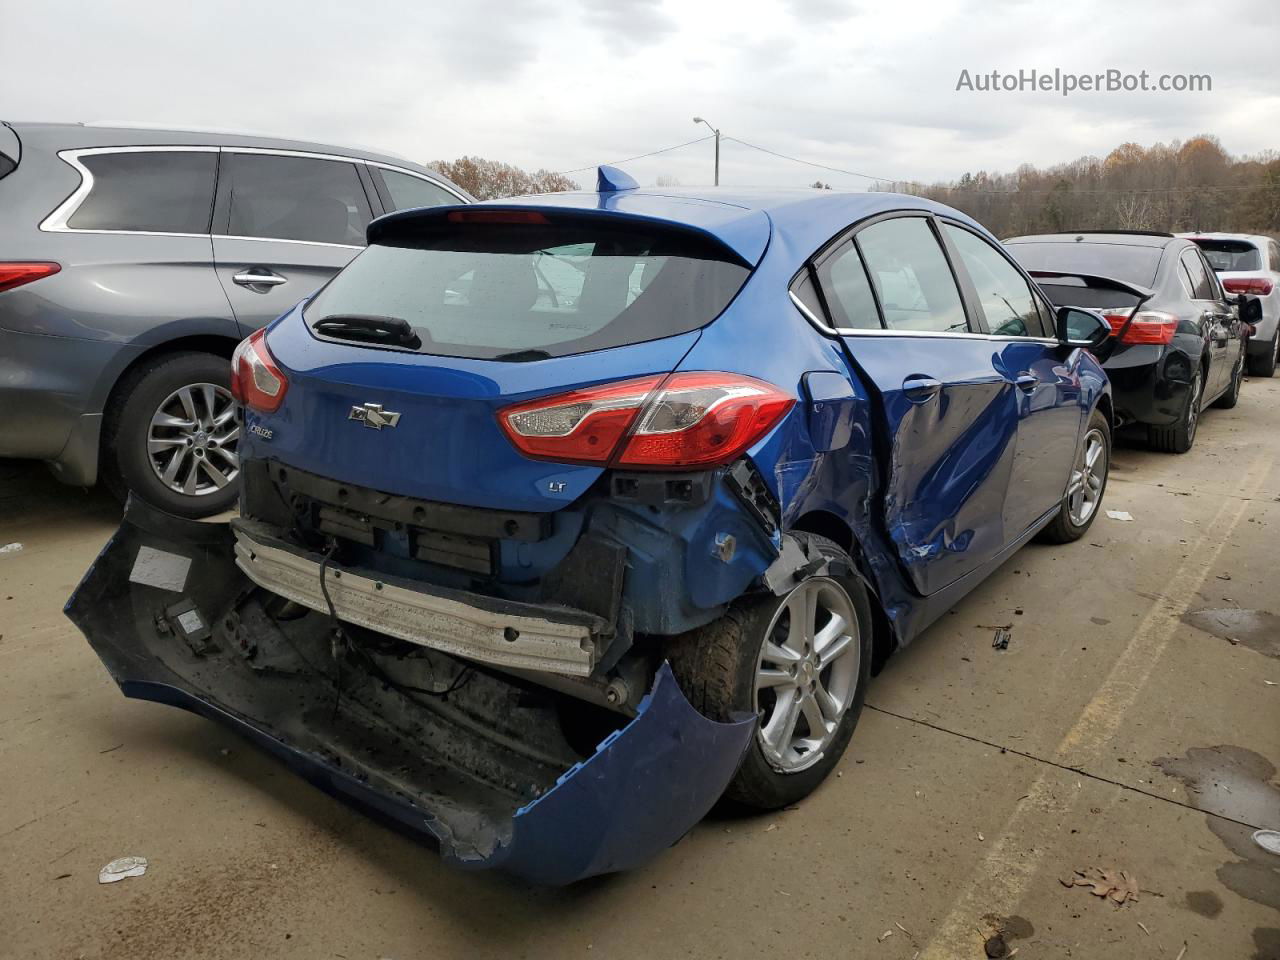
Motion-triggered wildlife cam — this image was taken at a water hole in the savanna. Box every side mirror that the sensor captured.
[1239,295,1264,327]
[1056,306,1115,362]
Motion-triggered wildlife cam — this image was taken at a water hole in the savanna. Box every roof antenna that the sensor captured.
[597,165,638,193]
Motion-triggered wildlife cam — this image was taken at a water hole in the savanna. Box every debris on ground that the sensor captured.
[992,627,1012,650]
[1253,829,1280,855]
[877,929,893,942]
[984,934,1009,958]
[98,856,148,884]
[1060,866,1139,905]
[0,542,21,556]
[1105,510,1134,521]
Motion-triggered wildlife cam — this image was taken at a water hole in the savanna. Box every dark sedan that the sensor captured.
[1006,231,1256,453]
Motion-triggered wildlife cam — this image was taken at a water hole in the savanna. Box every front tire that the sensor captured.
[1037,409,1110,544]
[668,534,873,811]
[1148,365,1202,454]
[103,352,240,519]
[1247,331,1277,378]
[1213,354,1244,409]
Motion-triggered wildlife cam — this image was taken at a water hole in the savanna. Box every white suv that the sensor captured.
[1181,233,1280,377]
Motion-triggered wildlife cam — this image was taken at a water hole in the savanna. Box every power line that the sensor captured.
[556,135,714,175]
[722,136,894,184]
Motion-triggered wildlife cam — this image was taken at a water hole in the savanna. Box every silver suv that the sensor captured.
[1180,232,1280,378]
[0,121,469,517]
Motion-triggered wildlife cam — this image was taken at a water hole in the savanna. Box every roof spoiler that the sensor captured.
[1028,270,1154,302]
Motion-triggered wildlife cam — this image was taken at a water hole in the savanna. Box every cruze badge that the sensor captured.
[349,402,401,430]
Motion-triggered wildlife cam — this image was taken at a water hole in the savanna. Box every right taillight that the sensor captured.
[1101,310,1179,345]
[1222,277,1275,296]
[0,261,60,293]
[230,328,288,413]
[498,372,795,469]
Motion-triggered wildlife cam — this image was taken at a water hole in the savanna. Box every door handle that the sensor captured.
[233,269,287,288]
[1014,373,1040,392]
[902,376,942,402]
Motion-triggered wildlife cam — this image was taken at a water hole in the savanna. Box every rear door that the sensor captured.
[212,150,374,335]
[940,222,1081,536]
[814,212,1018,596]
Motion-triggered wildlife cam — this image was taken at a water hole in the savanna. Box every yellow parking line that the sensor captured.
[919,451,1272,959]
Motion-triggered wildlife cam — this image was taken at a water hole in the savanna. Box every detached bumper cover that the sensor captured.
[66,499,754,885]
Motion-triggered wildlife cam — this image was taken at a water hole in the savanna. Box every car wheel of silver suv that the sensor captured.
[103,351,240,518]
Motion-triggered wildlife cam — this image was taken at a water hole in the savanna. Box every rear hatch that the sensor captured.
[257,207,757,514]
[252,206,755,513]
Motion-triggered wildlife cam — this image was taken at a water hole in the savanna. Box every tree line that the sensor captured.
[877,135,1280,238]
[430,156,578,200]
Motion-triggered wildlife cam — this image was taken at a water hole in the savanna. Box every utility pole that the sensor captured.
[693,116,720,186]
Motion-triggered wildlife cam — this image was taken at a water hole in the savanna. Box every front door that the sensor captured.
[816,214,1019,596]
[212,150,374,334]
[940,222,1082,536]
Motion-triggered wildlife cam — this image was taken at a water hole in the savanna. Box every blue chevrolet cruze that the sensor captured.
[70,167,1115,883]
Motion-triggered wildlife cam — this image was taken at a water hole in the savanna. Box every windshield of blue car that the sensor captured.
[1191,240,1261,272]
[305,217,751,360]
[1004,240,1163,287]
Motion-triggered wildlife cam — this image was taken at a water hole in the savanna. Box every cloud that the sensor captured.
[1,0,1275,191]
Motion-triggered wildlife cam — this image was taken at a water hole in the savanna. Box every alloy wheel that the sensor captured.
[1066,427,1107,526]
[754,577,860,773]
[147,383,240,496]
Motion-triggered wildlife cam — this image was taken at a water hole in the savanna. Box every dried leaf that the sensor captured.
[1062,866,1139,905]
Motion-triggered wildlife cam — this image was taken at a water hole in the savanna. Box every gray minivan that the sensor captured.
[0,121,469,517]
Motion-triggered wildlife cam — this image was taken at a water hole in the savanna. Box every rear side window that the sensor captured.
[306,215,751,360]
[1180,248,1214,300]
[224,153,371,246]
[377,169,458,212]
[1192,239,1261,272]
[944,225,1046,337]
[855,217,967,333]
[818,241,881,329]
[1006,240,1163,288]
[66,151,216,233]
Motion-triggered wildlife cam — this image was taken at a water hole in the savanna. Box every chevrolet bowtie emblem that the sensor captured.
[348,402,401,430]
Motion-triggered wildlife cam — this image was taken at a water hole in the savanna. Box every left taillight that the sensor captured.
[1222,276,1275,296]
[0,261,60,294]
[230,328,288,413]
[498,372,795,469]
[1101,310,1179,345]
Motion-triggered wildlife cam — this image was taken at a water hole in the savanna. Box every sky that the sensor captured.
[3,0,1278,190]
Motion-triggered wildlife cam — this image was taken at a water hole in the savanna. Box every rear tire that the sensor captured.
[1148,366,1202,454]
[102,352,240,519]
[667,533,873,811]
[1247,331,1278,378]
[1037,409,1111,544]
[1213,354,1244,409]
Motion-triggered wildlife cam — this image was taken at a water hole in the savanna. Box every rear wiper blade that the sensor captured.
[312,314,421,349]
[491,349,552,362]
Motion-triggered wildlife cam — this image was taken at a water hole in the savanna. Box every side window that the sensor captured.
[1180,248,1213,300]
[66,151,216,233]
[855,217,967,333]
[790,269,827,322]
[224,153,372,246]
[378,169,458,212]
[943,224,1047,337]
[817,241,882,329]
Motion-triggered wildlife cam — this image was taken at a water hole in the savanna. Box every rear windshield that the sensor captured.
[1005,240,1163,288]
[305,216,751,360]
[1189,239,1261,272]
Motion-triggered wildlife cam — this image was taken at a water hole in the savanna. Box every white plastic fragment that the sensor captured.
[1253,829,1280,855]
[0,542,22,555]
[99,856,148,884]
[1105,510,1134,521]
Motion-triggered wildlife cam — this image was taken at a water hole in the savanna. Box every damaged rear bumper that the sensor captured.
[66,499,755,885]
